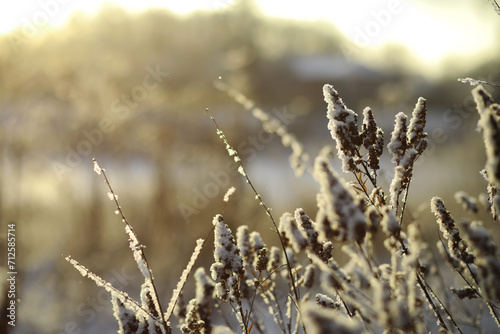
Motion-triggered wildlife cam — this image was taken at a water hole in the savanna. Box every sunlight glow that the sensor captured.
[1,0,497,66]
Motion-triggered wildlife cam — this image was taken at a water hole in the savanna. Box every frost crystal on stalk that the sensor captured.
[236,225,252,268]
[211,215,244,278]
[210,215,244,304]
[112,295,140,334]
[193,267,215,332]
[388,112,408,165]
[249,231,267,271]
[180,299,204,334]
[140,280,163,333]
[125,224,151,280]
[381,207,400,238]
[302,301,362,333]
[474,86,500,187]
[458,77,486,86]
[267,246,281,272]
[165,239,205,323]
[279,212,308,252]
[315,293,339,309]
[461,221,500,301]
[480,169,500,220]
[223,187,236,203]
[361,107,384,172]
[454,191,478,213]
[303,264,315,289]
[389,148,417,211]
[407,97,428,154]
[323,84,361,173]
[431,197,474,264]
[93,158,103,175]
[314,156,367,243]
[295,208,323,257]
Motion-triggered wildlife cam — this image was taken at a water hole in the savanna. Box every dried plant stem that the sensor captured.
[397,234,461,333]
[352,150,386,208]
[246,271,262,330]
[465,263,500,327]
[66,256,160,323]
[398,179,411,224]
[206,110,306,333]
[414,273,451,332]
[92,158,168,330]
[353,171,376,206]
[438,227,500,327]
[418,272,464,334]
[355,148,379,187]
[357,243,378,278]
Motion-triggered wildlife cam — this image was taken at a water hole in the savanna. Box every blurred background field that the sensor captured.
[0,0,499,332]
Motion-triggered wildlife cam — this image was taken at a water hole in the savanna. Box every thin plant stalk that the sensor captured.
[206,109,306,333]
[92,158,168,331]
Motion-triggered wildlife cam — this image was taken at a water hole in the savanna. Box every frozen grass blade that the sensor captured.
[165,238,205,322]
[65,256,163,327]
[91,159,169,332]
[459,77,500,87]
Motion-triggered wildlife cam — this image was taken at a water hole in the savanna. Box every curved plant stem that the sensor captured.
[206,110,307,334]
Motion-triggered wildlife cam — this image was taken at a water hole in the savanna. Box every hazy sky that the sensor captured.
[1,0,498,68]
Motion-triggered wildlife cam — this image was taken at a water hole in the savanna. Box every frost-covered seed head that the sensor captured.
[302,301,362,333]
[140,281,160,319]
[381,207,400,237]
[480,169,500,220]
[279,212,308,253]
[112,296,139,334]
[248,231,267,271]
[250,231,265,252]
[267,246,281,273]
[323,84,362,173]
[362,107,378,147]
[474,86,500,186]
[236,225,252,268]
[315,293,339,309]
[479,113,500,187]
[304,264,315,289]
[295,208,323,257]
[388,112,408,165]
[194,267,215,306]
[389,148,417,212]
[321,241,334,262]
[461,221,496,256]
[314,156,367,243]
[454,191,478,213]
[180,299,205,334]
[365,205,381,233]
[461,221,500,301]
[407,97,428,154]
[450,286,478,300]
[473,85,495,113]
[211,215,244,288]
[362,107,384,172]
[431,197,474,264]
[255,247,268,272]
